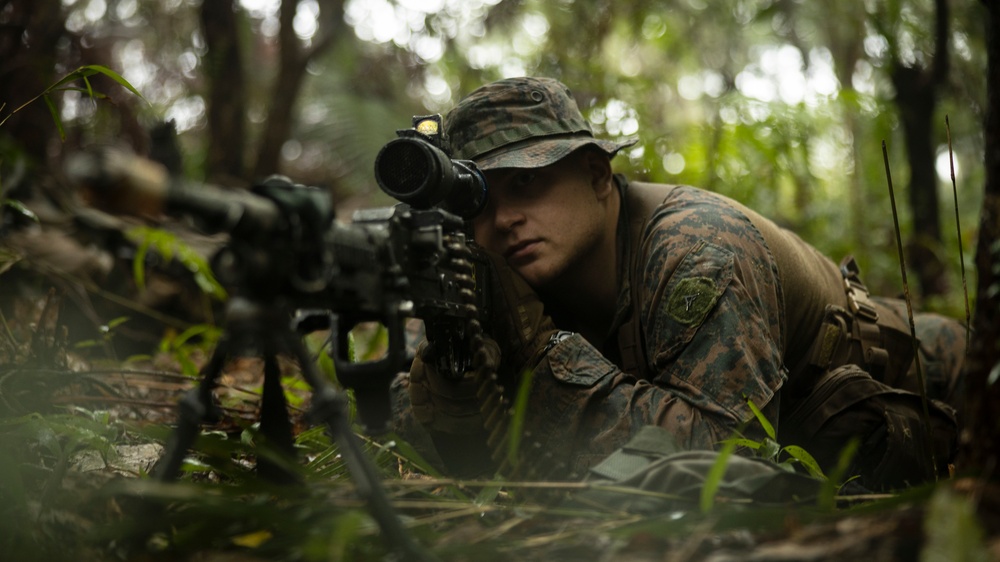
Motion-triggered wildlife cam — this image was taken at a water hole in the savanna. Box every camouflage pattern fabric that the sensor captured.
[391,178,967,482]
[872,296,967,411]
[515,182,965,480]
[443,77,635,170]
[391,75,966,482]
[509,183,787,479]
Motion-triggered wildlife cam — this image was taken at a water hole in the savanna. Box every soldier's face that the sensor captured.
[472,150,611,290]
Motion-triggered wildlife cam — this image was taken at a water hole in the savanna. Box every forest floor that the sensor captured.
[2,206,1000,562]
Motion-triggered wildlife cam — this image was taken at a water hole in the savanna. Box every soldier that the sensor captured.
[394,77,965,491]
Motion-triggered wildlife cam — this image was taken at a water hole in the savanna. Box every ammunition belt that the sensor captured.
[443,237,517,476]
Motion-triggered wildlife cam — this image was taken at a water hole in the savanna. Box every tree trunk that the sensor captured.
[0,0,64,173]
[252,0,308,180]
[958,0,1000,474]
[888,0,951,299]
[893,65,948,298]
[252,0,342,180]
[816,2,867,255]
[200,0,247,184]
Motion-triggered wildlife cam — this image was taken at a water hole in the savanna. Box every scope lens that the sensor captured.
[375,139,433,198]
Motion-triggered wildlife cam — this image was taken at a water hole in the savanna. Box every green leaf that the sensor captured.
[47,65,148,104]
[819,438,859,509]
[177,353,200,378]
[48,67,98,90]
[380,433,446,479]
[173,324,217,348]
[106,316,130,330]
[781,445,826,479]
[42,94,66,141]
[3,199,38,222]
[81,64,148,104]
[126,226,226,300]
[82,75,95,100]
[132,236,149,291]
[718,437,762,450]
[758,437,780,461]
[745,396,775,440]
[474,475,505,507]
[316,346,338,385]
[51,87,109,99]
[231,529,272,548]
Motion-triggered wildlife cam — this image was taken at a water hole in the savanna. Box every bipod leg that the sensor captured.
[256,339,300,484]
[152,334,231,483]
[286,334,436,562]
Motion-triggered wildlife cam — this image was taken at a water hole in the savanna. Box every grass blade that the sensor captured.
[506,368,535,468]
[700,439,737,514]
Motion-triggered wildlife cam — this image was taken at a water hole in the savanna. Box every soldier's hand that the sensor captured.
[408,338,500,434]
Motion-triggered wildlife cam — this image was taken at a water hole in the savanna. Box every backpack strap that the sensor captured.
[616,179,679,378]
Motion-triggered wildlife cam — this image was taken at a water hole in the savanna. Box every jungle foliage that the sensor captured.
[0,0,998,560]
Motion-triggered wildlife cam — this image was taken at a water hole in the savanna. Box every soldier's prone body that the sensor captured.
[393,77,966,491]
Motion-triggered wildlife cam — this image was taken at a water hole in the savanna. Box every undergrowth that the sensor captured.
[0,209,991,560]
[0,312,993,561]
[0,66,994,562]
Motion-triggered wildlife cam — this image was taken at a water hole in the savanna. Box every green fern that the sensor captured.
[157,323,222,378]
[126,226,227,300]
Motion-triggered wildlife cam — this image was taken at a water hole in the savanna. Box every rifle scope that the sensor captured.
[374,136,487,220]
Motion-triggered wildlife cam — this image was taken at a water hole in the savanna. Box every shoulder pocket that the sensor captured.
[649,241,734,362]
[548,333,616,387]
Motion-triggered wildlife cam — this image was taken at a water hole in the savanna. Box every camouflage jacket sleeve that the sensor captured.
[516,186,787,479]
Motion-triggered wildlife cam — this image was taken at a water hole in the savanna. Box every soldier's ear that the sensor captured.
[582,147,614,199]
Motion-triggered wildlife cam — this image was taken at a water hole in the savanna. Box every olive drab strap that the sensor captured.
[797,256,906,383]
[617,181,680,379]
[839,256,889,377]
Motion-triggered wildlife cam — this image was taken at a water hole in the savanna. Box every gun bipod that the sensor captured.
[151,295,436,561]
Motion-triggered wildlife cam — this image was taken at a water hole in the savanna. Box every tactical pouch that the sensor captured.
[800,257,917,391]
[780,364,957,491]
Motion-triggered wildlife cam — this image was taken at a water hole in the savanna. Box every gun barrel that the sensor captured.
[68,148,285,238]
[167,181,285,238]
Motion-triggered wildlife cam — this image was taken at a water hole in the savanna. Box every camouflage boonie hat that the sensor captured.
[444,77,637,170]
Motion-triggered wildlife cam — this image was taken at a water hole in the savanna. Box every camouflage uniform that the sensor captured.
[393,77,966,485]
[510,178,964,479]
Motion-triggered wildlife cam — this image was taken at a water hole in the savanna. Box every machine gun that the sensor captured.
[67,115,492,559]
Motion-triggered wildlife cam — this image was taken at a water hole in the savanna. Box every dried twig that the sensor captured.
[881,140,937,474]
[945,115,972,358]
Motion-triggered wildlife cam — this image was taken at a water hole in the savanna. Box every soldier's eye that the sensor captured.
[511,172,535,189]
